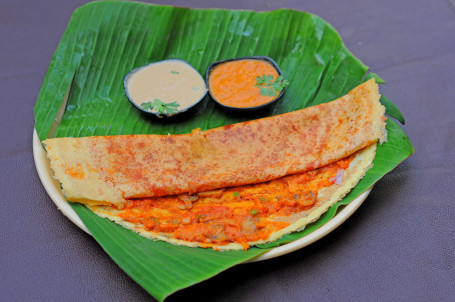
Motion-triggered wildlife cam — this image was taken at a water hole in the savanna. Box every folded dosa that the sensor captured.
[89,144,377,250]
[43,79,386,208]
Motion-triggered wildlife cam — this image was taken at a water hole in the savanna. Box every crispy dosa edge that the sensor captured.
[43,139,126,208]
[350,78,387,144]
[89,143,377,250]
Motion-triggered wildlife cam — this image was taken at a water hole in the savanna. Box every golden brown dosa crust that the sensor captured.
[43,79,385,207]
[90,144,376,250]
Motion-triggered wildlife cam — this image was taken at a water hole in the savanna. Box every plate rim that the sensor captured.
[33,129,371,262]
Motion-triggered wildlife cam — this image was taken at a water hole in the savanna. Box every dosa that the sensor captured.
[43,79,386,209]
[89,144,376,250]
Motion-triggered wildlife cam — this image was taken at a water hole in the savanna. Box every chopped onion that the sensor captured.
[178,193,198,209]
[335,169,344,184]
[197,189,225,198]
[330,169,344,185]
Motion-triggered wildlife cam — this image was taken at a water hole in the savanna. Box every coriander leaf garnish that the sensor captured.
[255,74,289,97]
[256,74,274,85]
[141,98,180,114]
[170,70,179,74]
[141,102,155,111]
[258,86,278,97]
[233,191,241,197]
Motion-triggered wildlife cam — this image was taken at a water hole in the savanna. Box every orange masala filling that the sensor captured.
[114,155,353,250]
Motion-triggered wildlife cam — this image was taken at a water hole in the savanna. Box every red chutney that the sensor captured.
[208,59,280,108]
[116,155,354,250]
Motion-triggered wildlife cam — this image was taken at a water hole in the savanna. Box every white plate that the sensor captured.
[33,129,372,262]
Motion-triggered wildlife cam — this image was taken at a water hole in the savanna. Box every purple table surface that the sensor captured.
[1,0,454,301]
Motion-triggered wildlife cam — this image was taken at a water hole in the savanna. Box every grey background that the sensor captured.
[1,0,454,301]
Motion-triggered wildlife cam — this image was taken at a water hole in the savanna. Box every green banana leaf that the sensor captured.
[34,1,414,301]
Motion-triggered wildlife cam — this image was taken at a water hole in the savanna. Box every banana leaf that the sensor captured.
[34,1,414,301]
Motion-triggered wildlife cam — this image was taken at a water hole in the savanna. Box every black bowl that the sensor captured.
[124,59,208,118]
[206,56,286,111]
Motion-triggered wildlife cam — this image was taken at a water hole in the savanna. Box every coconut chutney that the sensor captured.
[124,59,207,115]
